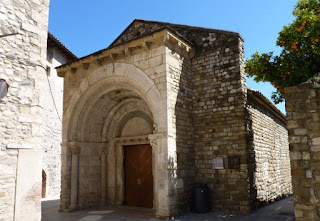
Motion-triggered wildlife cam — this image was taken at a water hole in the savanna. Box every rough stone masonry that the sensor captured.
[57,19,292,218]
[285,81,320,221]
[0,0,50,220]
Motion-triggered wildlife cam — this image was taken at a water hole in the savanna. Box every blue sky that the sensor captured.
[49,0,297,113]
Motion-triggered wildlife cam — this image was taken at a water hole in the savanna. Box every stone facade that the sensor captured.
[285,82,320,221]
[57,19,292,218]
[0,0,49,220]
[189,25,249,214]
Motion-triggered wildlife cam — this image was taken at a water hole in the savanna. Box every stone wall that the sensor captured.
[191,32,249,214]
[285,82,320,221]
[0,0,49,220]
[166,47,194,214]
[247,90,292,207]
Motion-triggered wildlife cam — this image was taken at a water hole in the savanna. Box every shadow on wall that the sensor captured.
[245,110,258,210]
[168,52,195,215]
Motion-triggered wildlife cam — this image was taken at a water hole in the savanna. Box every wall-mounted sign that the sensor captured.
[0,79,9,99]
[212,156,224,169]
[7,143,34,149]
[228,156,241,169]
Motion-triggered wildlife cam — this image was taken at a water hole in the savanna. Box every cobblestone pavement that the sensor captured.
[42,196,294,221]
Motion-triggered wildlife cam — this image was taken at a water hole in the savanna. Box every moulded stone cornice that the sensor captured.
[163,32,193,56]
[57,29,194,77]
[68,141,108,145]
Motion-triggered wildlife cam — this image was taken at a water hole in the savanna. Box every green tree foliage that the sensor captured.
[245,0,320,103]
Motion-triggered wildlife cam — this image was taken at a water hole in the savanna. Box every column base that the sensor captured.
[67,204,79,212]
[100,199,106,208]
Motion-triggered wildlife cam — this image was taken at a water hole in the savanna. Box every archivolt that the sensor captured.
[63,63,165,143]
[101,99,153,141]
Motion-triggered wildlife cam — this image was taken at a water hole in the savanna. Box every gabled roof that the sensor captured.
[48,32,78,61]
[56,19,244,71]
[109,19,243,48]
[111,25,194,48]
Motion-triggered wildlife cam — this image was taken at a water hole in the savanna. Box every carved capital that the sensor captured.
[149,139,157,149]
[101,145,108,155]
[69,145,81,155]
[148,133,168,149]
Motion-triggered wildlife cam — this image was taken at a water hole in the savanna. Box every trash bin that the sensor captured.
[193,183,210,213]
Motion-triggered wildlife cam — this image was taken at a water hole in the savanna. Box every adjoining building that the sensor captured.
[42,33,77,199]
[56,19,292,218]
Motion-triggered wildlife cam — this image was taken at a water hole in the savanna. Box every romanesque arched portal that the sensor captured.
[59,63,170,217]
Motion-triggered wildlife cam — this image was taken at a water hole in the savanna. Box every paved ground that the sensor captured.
[42,196,295,221]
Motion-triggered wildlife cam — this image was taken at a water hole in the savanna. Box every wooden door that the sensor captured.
[124,144,153,208]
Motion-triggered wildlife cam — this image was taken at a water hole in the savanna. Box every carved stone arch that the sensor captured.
[101,99,152,141]
[81,97,138,142]
[78,93,113,142]
[115,111,153,138]
[63,63,165,143]
[67,79,146,142]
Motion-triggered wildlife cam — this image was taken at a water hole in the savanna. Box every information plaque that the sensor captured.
[212,156,224,169]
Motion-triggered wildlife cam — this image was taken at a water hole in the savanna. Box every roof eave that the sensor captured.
[48,32,78,61]
[247,88,286,123]
[56,28,194,77]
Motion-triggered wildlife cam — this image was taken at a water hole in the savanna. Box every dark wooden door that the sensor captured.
[124,144,153,208]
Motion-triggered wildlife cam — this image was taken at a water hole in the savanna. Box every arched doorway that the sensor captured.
[60,63,170,217]
[75,87,155,209]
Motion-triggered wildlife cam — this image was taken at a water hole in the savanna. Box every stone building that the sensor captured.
[42,33,77,199]
[57,19,292,218]
[0,0,49,220]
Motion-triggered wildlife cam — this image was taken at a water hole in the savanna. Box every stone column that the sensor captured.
[69,145,80,210]
[100,146,108,207]
[106,139,116,204]
[115,142,123,205]
[60,142,69,211]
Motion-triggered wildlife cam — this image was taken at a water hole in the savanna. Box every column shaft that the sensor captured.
[100,153,106,207]
[69,146,80,210]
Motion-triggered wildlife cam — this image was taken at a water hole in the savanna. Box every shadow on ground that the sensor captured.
[41,196,294,221]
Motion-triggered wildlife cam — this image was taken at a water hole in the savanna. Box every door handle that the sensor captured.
[137,178,141,185]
